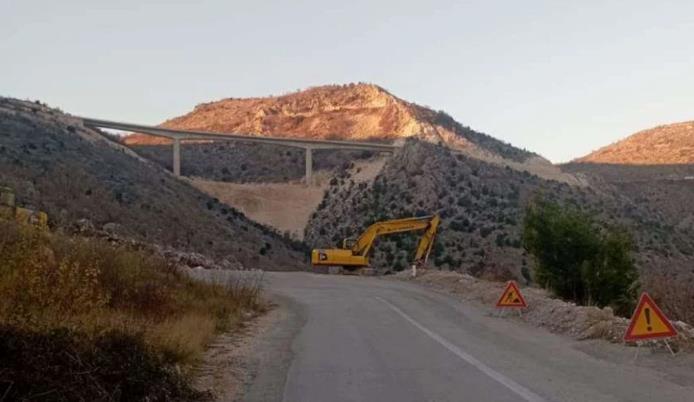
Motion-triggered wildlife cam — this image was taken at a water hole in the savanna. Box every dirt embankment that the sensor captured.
[396,270,694,352]
[189,158,387,239]
[191,178,326,240]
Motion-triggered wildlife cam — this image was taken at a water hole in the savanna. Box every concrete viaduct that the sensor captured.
[82,118,399,185]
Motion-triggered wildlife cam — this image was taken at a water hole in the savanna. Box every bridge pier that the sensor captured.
[305,147,313,186]
[172,138,181,176]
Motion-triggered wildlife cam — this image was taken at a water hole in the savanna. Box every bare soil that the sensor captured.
[189,158,387,239]
[193,307,278,401]
[190,178,327,240]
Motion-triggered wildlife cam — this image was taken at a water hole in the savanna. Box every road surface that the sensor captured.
[242,272,694,402]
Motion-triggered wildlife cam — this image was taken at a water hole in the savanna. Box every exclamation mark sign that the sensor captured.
[645,308,652,331]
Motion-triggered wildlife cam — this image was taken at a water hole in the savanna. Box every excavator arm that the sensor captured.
[311,215,440,270]
[412,215,439,265]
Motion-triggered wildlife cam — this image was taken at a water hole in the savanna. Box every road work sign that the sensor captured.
[496,281,527,308]
[624,292,677,342]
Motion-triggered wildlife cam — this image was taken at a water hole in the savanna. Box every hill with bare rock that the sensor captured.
[577,120,694,164]
[125,83,587,187]
[0,97,306,269]
[125,83,536,163]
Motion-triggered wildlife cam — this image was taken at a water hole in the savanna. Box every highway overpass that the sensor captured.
[82,118,399,185]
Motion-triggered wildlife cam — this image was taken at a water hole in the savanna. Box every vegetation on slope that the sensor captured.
[306,140,694,321]
[0,97,306,269]
[131,142,376,183]
[522,197,639,315]
[0,220,264,401]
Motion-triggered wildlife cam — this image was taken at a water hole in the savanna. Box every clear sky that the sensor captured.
[2,1,693,162]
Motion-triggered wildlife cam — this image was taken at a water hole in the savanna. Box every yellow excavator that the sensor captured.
[311,215,440,275]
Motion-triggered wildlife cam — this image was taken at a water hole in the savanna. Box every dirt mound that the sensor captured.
[397,270,694,351]
[577,120,694,164]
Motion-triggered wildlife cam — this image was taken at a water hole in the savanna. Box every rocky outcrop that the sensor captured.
[124,83,536,164]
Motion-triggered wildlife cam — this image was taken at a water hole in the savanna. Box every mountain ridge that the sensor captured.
[124,83,538,164]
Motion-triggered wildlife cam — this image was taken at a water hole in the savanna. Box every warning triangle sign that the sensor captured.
[624,292,677,342]
[496,281,527,308]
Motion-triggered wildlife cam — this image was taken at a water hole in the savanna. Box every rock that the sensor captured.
[73,218,95,234]
[102,222,121,234]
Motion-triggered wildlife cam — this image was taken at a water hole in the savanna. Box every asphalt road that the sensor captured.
[243,272,694,402]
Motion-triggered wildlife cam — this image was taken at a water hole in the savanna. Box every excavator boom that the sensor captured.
[311,214,440,270]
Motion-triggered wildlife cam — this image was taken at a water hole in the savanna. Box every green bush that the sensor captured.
[522,197,638,315]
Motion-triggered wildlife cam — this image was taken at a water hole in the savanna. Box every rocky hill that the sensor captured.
[577,121,694,164]
[125,83,536,164]
[0,97,306,269]
[305,140,694,283]
[125,84,586,186]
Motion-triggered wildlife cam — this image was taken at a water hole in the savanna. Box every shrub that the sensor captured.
[0,220,265,400]
[522,197,638,315]
[0,327,209,401]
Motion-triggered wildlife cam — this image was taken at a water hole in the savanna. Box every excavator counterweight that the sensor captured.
[311,215,440,273]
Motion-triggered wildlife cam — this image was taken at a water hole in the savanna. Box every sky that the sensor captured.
[2,0,693,163]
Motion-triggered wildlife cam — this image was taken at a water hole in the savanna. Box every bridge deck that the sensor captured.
[81,117,398,184]
[82,118,399,152]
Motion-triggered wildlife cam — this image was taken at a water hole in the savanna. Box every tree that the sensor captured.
[522,196,638,314]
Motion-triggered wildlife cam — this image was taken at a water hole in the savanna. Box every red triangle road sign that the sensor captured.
[624,292,677,342]
[496,281,527,308]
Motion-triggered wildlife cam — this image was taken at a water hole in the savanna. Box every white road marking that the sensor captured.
[377,297,548,402]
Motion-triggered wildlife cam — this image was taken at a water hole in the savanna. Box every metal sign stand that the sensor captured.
[632,339,676,362]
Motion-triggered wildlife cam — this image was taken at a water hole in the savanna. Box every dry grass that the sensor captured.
[0,220,265,400]
[641,270,694,324]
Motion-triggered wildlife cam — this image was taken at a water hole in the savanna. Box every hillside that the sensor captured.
[125,83,536,164]
[305,140,694,289]
[561,162,694,248]
[577,121,694,164]
[0,97,305,269]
